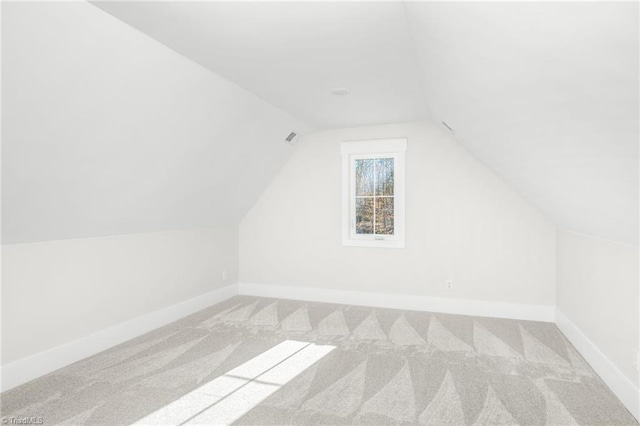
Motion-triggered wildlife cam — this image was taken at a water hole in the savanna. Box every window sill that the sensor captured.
[342,239,405,249]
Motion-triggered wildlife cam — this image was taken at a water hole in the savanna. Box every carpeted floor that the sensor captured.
[1,296,637,425]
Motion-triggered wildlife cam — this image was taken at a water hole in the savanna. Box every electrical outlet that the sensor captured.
[222,271,228,281]
[634,350,640,373]
[446,280,453,290]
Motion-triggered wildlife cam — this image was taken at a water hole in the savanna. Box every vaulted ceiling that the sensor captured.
[3,1,637,244]
[93,1,639,244]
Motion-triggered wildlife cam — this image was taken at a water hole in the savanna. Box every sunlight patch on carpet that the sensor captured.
[133,340,335,425]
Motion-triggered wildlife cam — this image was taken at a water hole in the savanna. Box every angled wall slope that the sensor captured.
[2,2,308,245]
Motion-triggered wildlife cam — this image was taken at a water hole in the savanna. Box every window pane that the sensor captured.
[375,158,394,196]
[375,197,394,235]
[355,159,374,196]
[355,198,374,234]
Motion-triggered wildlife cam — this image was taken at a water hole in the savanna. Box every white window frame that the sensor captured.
[341,138,406,248]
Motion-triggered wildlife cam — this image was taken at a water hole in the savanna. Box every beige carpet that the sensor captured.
[1,296,637,425]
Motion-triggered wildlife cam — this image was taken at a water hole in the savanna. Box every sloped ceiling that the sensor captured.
[3,2,637,245]
[93,1,639,245]
[405,1,639,244]
[2,2,310,244]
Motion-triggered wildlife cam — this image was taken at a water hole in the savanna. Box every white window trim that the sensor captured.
[341,138,406,248]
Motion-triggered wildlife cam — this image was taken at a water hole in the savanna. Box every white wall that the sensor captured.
[556,231,639,389]
[240,121,556,306]
[2,227,238,364]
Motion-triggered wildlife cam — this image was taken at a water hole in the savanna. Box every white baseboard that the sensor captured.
[556,309,639,420]
[238,282,555,322]
[6,280,635,423]
[0,283,238,392]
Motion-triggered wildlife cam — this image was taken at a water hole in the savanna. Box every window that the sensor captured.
[341,138,406,248]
